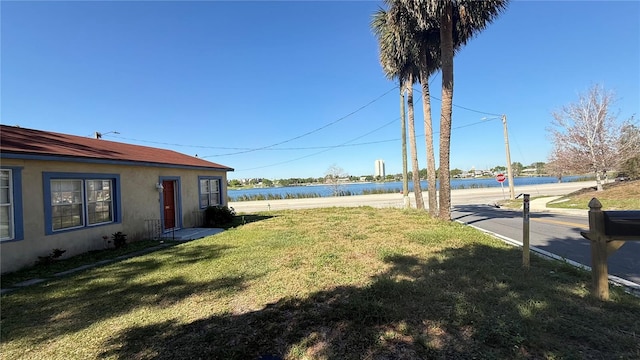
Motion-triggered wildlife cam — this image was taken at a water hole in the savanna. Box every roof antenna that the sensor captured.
[94,131,120,139]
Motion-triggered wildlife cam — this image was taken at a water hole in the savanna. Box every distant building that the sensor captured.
[374,159,385,178]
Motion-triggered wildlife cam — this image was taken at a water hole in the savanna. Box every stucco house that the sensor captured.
[0,125,233,273]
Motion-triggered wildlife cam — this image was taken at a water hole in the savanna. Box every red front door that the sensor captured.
[163,180,176,229]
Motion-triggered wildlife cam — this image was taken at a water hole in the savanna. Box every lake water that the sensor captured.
[228,176,583,201]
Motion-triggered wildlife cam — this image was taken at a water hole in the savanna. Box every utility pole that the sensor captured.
[502,114,515,200]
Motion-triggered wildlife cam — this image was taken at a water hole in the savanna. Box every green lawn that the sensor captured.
[1,207,639,359]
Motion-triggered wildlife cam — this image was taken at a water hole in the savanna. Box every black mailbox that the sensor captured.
[603,211,640,237]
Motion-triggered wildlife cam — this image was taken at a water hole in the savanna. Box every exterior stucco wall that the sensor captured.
[0,158,228,274]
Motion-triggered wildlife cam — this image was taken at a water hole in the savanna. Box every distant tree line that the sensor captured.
[228,161,562,189]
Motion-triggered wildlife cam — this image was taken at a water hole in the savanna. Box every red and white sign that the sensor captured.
[496,173,506,183]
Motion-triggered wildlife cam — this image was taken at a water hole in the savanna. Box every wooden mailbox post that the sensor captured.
[580,198,640,300]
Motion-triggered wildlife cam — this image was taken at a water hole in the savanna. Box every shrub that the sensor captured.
[204,205,236,227]
[36,248,66,265]
[112,232,127,249]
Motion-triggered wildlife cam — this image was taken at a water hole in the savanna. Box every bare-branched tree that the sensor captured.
[548,84,636,190]
[618,123,640,179]
[546,147,571,183]
[325,164,347,197]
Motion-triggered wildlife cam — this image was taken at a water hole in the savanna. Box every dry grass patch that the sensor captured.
[1,207,639,359]
[547,180,640,210]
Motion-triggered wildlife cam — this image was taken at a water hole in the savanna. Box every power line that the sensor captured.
[401,72,502,116]
[234,117,399,171]
[105,136,252,150]
[217,138,400,151]
[232,117,497,172]
[106,86,399,153]
[101,78,500,168]
[214,86,399,156]
[237,75,501,171]
[237,115,491,151]
[444,98,502,117]
[413,88,502,117]
[104,81,501,155]
[204,118,397,157]
[108,115,494,155]
[264,118,498,150]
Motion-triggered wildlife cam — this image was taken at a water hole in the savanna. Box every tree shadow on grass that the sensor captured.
[97,244,640,360]
[225,214,277,229]
[0,243,262,347]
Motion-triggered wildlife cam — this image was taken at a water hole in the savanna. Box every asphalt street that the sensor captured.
[451,204,640,284]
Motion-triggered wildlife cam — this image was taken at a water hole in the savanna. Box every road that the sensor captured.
[451,204,640,284]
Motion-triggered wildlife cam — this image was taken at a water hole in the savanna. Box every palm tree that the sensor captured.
[372,8,425,209]
[405,74,425,209]
[400,0,510,220]
[386,0,441,216]
[415,22,441,217]
[420,54,440,217]
[400,87,410,208]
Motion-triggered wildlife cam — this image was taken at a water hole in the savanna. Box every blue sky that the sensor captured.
[2,1,638,180]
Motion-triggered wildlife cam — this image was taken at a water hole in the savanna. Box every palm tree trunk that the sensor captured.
[419,55,438,216]
[400,86,410,208]
[438,2,454,220]
[407,76,425,210]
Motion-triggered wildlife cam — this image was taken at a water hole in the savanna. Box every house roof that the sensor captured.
[0,125,233,171]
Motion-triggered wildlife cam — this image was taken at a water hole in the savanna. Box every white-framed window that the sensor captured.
[86,179,113,225]
[51,179,84,231]
[0,169,14,240]
[44,173,119,234]
[50,179,114,230]
[199,177,221,208]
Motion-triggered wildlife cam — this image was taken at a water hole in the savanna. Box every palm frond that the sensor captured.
[371,2,440,84]
[399,0,510,49]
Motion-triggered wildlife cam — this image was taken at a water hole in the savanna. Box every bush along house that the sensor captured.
[0,125,233,273]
